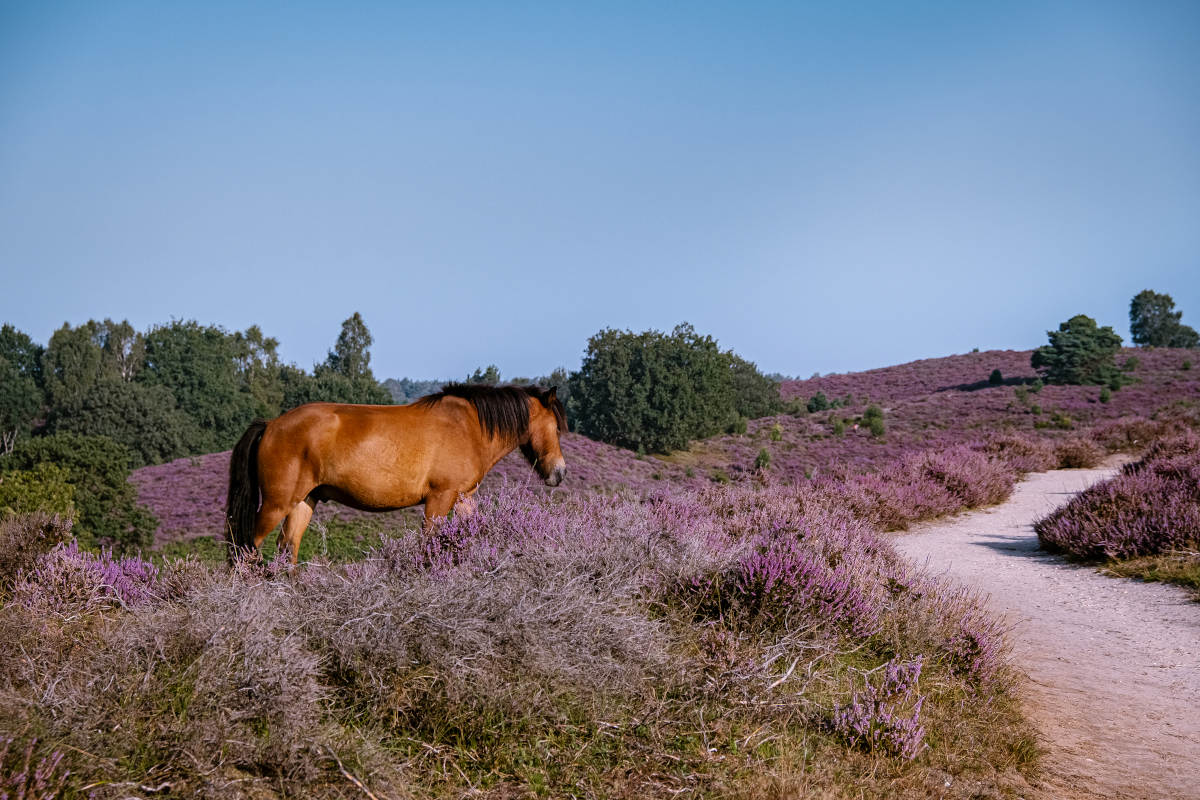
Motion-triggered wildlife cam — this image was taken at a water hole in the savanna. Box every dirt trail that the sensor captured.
[895,462,1200,800]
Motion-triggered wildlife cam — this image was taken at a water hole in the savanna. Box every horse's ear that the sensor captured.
[546,386,558,403]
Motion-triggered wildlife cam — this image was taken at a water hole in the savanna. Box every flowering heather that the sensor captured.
[0,737,68,800]
[12,539,161,614]
[0,513,73,596]
[832,657,927,760]
[0,477,1030,797]
[1035,432,1200,560]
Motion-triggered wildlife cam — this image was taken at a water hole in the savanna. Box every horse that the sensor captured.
[225,383,567,563]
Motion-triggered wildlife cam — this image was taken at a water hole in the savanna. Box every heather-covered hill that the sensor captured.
[133,347,1200,547]
[680,347,1199,479]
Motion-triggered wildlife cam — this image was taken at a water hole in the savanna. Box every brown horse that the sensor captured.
[225,384,567,563]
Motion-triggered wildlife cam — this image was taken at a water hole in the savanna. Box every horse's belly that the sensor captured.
[313,482,425,512]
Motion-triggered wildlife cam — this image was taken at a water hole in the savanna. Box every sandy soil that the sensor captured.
[895,461,1200,800]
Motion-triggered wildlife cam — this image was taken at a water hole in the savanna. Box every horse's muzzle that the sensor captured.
[545,464,566,487]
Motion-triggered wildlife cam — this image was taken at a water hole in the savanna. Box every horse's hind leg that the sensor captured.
[279,497,316,565]
[252,501,290,555]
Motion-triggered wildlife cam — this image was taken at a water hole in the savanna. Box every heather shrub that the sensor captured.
[832,657,926,759]
[908,447,1015,510]
[0,513,73,597]
[1089,416,1166,453]
[1053,437,1104,469]
[1035,433,1200,560]
[0,737,68,800]
[11,540,162,615]
[976,434,1058,474]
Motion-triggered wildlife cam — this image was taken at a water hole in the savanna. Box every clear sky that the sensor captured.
[2,1,1198,380]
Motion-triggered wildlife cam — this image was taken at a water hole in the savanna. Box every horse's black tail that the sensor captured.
[226,420,268,563]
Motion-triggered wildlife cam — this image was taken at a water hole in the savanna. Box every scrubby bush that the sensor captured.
[1088,417,1166,453]
[1,433,156,551]
[1029,378,1043,393]
[0,463,75,518]
[754,447,771,471]
[807,391,830,413]
[1053,438,1104,469]
[988,369,1003,385]
[1031,314,1124,386]
[975,434,1059,474]
[1099,386,1111,403]
[769,422,784,441]
[0,512,73,597]
[863,404,885,437]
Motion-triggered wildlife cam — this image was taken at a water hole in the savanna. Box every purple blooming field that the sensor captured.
[132,347,1199,546]
[5,347,1196,796]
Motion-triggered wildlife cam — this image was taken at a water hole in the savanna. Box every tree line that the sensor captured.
[0,313,390,465]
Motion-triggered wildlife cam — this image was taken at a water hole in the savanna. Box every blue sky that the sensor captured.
[2,1,1198,380]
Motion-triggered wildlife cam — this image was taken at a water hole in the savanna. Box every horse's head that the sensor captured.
[521,386,567,486]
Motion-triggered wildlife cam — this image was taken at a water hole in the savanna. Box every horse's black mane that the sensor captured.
[414,383,566,441]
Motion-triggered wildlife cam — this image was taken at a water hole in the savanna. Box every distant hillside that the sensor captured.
[133,347,1199,546]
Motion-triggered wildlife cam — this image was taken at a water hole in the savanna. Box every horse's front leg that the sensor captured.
[422,490,458,532]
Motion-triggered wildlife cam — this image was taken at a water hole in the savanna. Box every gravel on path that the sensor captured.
[895,462,1200,800]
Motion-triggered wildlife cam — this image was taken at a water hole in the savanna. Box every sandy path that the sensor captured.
[894,463,1200,800]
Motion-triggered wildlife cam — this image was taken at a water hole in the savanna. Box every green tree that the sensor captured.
[325,312,375,379]
[1031,314,1124,385]
[1,433,157,551]
[96,318,144,380]
[48,378,192,466]
[0,325,45,454]
[138,320,255,452]
[42,321,109,413]
[570,323,773,453]
[729,355,782,419]
[233,325,284,418]
[299,314,393,408]
[466,364,502,385]
[1129,290,1200,348]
